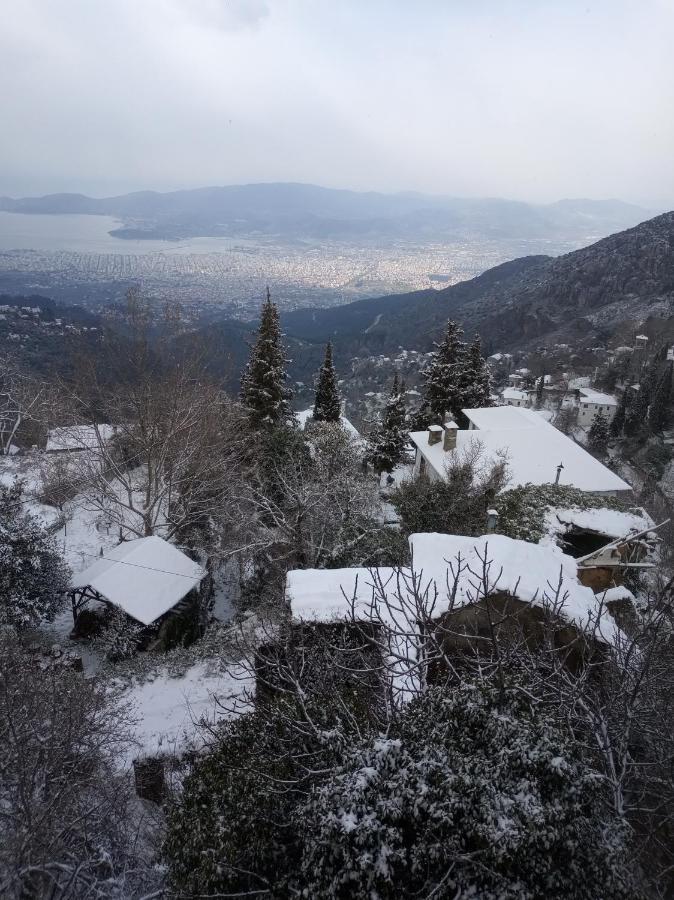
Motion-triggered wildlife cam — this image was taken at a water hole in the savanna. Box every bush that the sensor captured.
[391,443,507,537]
[0,483,70,629]
[299,681,641,900]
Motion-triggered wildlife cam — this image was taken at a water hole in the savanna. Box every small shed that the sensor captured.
[69,536,206,627]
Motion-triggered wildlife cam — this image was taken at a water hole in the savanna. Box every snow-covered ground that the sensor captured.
[119,661,254,765]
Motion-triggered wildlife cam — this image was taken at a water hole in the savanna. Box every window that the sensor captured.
[583,403,588,408]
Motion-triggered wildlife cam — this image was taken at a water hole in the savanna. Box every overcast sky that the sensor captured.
[1,0,672,207]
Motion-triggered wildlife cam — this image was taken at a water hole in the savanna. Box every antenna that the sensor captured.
[555,462,564,485]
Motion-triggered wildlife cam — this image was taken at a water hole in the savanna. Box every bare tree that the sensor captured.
[0,637,161,898]
[0,352,47,454]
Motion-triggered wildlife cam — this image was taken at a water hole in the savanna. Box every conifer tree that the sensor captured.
[535,373,546,409]
[460,336,492,412]
[367,374,408,474]
[312,342,341,422]
[610,388,628,438]
[414,320,466,428]
[624,385,650,437]
[648,363,672,434]
[588,410,610,454]
[240,289,293,428]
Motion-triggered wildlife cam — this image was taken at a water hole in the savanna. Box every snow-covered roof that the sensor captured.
[295,408,360,438]
[501,387,529,401]
[409,415,631,493]
[550,507,652,539]
[286,533,618,643]
[568,376,592,389]
[70,536,206,626]
[464,406,542,431]
[578,388,618,407]
[46,424,116,452]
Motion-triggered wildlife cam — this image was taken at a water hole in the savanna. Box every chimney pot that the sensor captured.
[443,421,458,451]
[427,424,443,445]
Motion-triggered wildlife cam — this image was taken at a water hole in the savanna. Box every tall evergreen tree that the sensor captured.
[648,363,673,434]
[312,342,341,422]
[240,289,293,428]
[624,385,650,437]
[535,373,546,409]
[588,411,610,455]
[460,336,492,412]
[610,388,629,438]
[367,374,408,474]
[414,320,466,428]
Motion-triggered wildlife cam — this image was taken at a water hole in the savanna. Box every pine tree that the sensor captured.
[460,336,492,412]
[536,373,546,409]
[588,410,610,454]
[312,342,341,422]
[367,374,408,474]
[648,363,672,434]
[610,389,628,438]
[415,320,466,428]
[240,289,293,428]
[624,386,650,437]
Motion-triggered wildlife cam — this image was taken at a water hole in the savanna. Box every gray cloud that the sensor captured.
[0,0,672,207]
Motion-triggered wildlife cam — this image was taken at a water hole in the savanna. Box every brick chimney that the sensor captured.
[443,421,458,451]
[427,424,443,445]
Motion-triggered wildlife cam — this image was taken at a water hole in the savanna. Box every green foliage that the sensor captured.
[588,409,610,453]
[0,483,70,629]
[391,446,507,537]
[495,483,634,543]
[414,319,466,429]
[367,374,408,473]
[300,681,638,900]
[240,289,293,428]
[313,341,341,422]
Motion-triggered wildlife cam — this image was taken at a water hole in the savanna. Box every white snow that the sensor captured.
[286,533,619,644]
[71,536,206,626]
[409,412,631,493]
[121,661,254,763]
[295,407,360,438]
[46,424,116,452]
[549,507,652,540]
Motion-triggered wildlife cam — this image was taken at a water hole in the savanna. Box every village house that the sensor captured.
[409,406,631,495]
[576,388,618,427]
[284,532,626,699]
[46,423,117,453]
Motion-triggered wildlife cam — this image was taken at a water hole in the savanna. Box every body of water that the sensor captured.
[0,211,243,255]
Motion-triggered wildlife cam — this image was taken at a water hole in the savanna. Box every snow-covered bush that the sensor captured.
[299,681,640,900]
[495,483,636,543]
[0,483,69,629]
[95,606,144,662]
[391,442,507,537]
[164,701,353,898]
[0,637,159,898]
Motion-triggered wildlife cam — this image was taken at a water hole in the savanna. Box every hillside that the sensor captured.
[0,183,652,244]
[279,211,674,356]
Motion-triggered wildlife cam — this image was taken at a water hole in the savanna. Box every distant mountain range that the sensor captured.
[0,182,655,244]
[178,210,674,393]
[277,210,674,358]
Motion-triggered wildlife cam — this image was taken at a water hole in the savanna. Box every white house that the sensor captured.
[46,424,116,453]
[577,389,618,428]
[408,406,631,495]
[501,387,530,407]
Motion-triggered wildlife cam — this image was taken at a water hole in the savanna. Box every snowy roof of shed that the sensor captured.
[70,536,206,626]
[409,414,631,493]
[295,408,360,438]
[46,424,116,452]
[286,533,618,643]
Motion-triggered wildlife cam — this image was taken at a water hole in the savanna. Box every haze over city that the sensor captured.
[1,0,673,207]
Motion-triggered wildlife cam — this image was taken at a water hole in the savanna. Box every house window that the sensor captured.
[583,403,588,408]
